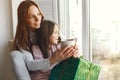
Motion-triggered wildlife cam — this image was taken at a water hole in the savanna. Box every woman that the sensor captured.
[13,1,76,80]
[14,0,44,51]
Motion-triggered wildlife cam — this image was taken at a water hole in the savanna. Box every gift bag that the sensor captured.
[49,57,101,80]
[74,58,101,80]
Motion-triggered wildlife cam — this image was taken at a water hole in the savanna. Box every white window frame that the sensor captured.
[11,0,23,37]
[58,0,70,38]
[59,0,91,61]
[82,0,91,61]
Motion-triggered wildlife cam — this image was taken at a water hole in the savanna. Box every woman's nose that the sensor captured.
[35,15,42,21]
[35,16,39,21]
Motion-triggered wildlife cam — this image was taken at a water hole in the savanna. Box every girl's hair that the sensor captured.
[13,1,44,51]
[36,20,61,58]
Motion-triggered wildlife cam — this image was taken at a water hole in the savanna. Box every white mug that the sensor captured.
[60,38,77,48]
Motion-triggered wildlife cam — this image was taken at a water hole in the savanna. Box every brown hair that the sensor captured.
[13,1,44,51]
[36,20,61,58]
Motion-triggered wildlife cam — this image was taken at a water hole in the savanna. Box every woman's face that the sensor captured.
[49,25,59,44]
[26,5,42,30]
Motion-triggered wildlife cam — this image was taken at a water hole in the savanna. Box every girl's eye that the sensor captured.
[55,31,58,34]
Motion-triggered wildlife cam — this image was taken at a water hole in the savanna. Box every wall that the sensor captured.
[0,0,17,80]
[0,0,59,80]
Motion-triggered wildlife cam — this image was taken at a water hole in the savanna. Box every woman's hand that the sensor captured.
[49,46,75,65]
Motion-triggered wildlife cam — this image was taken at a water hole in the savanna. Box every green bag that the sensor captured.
[74,58,101,80]
[49,57,101,80]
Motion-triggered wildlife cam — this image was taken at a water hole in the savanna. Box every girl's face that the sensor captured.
[26,5,42,30]
[49,25,59,44]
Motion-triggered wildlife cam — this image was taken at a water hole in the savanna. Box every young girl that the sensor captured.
[30,20,76,80]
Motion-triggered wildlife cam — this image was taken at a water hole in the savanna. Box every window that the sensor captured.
[35,0,58,23]
[63,0,120,79]
[69,0,82,52]
[59,0,83,54]
[90,0,120,79]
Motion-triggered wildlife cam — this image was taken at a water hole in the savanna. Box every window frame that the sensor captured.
[82,0,91,61]
[58,0,70,38]
[59,0,91,60]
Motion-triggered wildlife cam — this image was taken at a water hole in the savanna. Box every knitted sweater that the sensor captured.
[22,45,59,80]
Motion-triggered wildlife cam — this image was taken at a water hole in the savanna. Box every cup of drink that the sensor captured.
[61,38,77,48]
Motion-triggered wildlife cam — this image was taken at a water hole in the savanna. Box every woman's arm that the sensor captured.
[22,45,75,71]
[22,50,56,71]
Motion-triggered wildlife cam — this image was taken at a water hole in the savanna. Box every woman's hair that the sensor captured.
[13,1,44,51]
[36,20,61,58]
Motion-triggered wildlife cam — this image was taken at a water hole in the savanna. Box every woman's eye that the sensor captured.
[28,15,34,19]
[38,12,41,16]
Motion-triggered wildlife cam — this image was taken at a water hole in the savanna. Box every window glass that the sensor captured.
[69,0,82,51]
[90,0,120,79]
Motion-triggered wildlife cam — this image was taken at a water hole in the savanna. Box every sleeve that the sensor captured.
[22,49,58,72]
